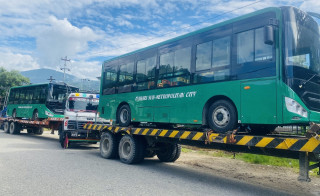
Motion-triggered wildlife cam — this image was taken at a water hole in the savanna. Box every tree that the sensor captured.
[0,67,30,100]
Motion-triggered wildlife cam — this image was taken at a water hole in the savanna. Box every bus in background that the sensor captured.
[59,93,108,147]
[99,6,320,135]
[6,83,79,120]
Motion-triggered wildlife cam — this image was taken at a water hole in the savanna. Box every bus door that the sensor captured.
[233,11,278,124]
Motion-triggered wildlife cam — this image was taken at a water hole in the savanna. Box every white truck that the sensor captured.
[59,93,108,148]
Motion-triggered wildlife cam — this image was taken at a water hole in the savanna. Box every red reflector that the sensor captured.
[64,120,68,126]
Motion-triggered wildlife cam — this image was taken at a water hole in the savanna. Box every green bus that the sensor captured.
[6,83,78,120]
[99,6,320,134]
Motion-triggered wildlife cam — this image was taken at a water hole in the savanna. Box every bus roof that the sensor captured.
[103,7,281,64]
[10,82,78,90]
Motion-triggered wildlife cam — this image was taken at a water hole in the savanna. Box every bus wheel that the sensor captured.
[117,105,131,127]
[3,121,9,133]
[9,122,20,134]
[118,135,145,164]
[100,132,119,159]
[207,100,237,133]
[156,142,181,162]
[12,109,16,119]
[32,110,39,121]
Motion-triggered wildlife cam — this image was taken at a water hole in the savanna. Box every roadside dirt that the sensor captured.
[174,147,320,196]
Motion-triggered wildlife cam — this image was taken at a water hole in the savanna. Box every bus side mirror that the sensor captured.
[264,25,274,45]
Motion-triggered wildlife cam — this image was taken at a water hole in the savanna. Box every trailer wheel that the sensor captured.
[118,135,145,164]
[117,104,131,127]
[9,122,21,134]
[207,100,237,133]
[27,128,34,134]
[156,142,181,162]
[100,132,119,159]
[34,127,43,135]
[3,121,9,133]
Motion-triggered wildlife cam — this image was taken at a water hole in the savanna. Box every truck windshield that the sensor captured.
[68,97,99,112]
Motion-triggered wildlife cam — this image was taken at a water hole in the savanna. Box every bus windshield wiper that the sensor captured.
[299,73,318,88]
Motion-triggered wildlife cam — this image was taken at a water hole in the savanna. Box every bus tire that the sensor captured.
[117,104,131,127]
[118,135,145,164]
[207,100,237,133]
[156,142,181,162]
[32,110,39,121]
[9,122,20,134]
[3,121,9,133]
[100,132,119,159]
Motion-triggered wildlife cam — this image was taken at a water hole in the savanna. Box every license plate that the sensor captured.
[71,131,78,137]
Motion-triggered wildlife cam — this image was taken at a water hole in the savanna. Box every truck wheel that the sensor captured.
[9,122,20,134]
[118,135,145,164]
[59,131,69,148]
[3,121,9,133]
[207,100,237,133]
[34,127,43,135]
[100,132,119,159]
[27,128,34,134]
[117,105,131,127]
[156,142,181,162]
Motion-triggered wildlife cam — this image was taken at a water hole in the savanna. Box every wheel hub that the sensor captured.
[213,106,230,127]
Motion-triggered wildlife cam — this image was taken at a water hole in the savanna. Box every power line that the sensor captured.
[88,0,263,57]
[60,56,71,83]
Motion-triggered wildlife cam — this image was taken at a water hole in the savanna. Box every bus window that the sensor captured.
[19,90,26,104]
[196,41,212,71]
[158,47,191,88]
[14,90,19,104]
[237,30,254,64]
[33,87,40,104]
[255,28,273,61]
[103,66,117,95]
[8,89,15,104]
[212,36,231,67]
[118,62,134,93]
[136,56,156,91]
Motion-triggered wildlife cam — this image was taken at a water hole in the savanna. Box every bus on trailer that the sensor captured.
[99,6,320,134]
[6,83,79,120]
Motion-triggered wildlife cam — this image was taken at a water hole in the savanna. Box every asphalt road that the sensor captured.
[0,130,293,196]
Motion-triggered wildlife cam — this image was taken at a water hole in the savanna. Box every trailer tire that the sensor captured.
[118,135,145,164]
[100,132,119,159]
[3,121,9,133]
[9,122,20,134]
[117,104,131,127]
[207,100,237,133]
[34,127,43,135]
[27,128,34,134]
[156,143,181,162]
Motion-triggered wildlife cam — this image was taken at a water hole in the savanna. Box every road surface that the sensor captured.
[0,130,293,196]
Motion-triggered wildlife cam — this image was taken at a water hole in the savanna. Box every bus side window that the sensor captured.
[14,90,19,104]
[33,88,40,104]
[8,89,15,104]
[158,46,191,88]
[136,56,156,91]
[118,62,134,93]
[103,66,117,95]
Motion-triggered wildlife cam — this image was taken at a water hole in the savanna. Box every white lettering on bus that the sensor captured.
[135,91,197,102]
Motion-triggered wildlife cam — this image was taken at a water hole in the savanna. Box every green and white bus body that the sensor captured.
[99,6,320,134]
[6,83,79,120]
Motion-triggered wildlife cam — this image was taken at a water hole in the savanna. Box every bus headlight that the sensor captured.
[285,97,308,118]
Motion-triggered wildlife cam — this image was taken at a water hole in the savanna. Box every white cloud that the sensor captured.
[0,51,40,71]
[36,16,102,68]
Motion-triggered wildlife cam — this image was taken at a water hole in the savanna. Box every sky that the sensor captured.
[0,0,319,81]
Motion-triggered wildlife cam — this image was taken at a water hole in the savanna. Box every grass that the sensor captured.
[181,146,320,176]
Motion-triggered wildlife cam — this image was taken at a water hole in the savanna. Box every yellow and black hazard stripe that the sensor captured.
[83,123,320,153]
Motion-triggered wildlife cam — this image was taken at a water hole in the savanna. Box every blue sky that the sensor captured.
[0,0,319,80]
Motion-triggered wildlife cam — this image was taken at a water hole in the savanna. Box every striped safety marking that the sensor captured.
[84,124,320,153]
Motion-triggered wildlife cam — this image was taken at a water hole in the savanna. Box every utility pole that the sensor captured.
[47,76,55,83]
[60,56,71,83]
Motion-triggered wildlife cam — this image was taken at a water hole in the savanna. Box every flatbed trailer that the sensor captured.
[0,117,63,135]
[82,123,320,182]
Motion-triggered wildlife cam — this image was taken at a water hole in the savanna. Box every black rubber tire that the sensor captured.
[9,122,20,135]
[3,121,9,133]
[156,143,181,162]
[117,105,131,127]
[145,149,156,158]
[32,110,39,121]
[249,125,276,135]
[12,109,16,119]
[59,131,68,148]
[27,128,34,134]
[100,132,119,159]
[207,100,237,133]
[118,135,145,164]
[34,127,43,135]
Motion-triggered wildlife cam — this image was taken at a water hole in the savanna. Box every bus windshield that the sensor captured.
[67,97,99,112]
[284,7,320,79]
